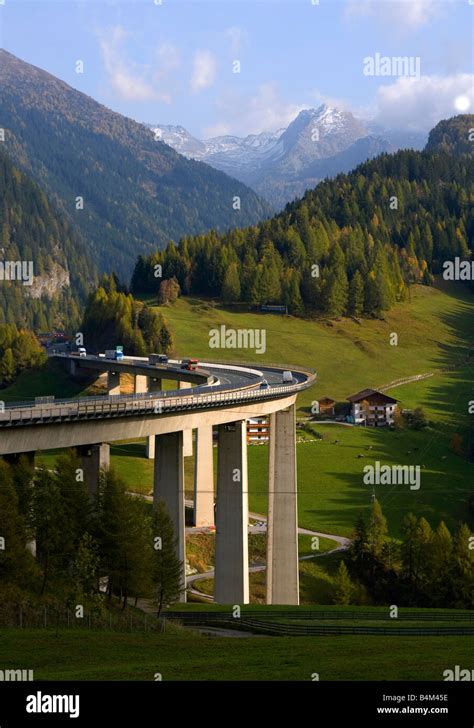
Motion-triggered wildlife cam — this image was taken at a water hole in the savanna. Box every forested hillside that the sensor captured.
[82,275,174,355]
[0,148,96,330]
[0,324,46,386]
[131,116,473,318]
[0,50,272,280]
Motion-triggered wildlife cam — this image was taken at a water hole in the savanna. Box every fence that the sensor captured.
[165,609,474,637]
[165,609,474,622]
[0,606,166,633]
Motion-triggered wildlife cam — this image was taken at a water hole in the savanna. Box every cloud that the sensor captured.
[225,26,248,56]
[204,83,306,137]
[374,73,474,130]
[97,25,173,103]
[345,0,451,28]
[156,42,181,72]
[191,50,217,93]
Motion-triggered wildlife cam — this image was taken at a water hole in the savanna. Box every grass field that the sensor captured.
[0,628,471,681]
[35,417,473,542]
[6,281,474,610]
[144,280,474,416]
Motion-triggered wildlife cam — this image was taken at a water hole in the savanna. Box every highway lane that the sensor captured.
[0,354,315,428]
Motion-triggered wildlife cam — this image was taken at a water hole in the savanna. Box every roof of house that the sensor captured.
[347,388,398,404]
[319,397,336,404]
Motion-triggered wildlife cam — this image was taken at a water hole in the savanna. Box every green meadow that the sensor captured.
[0,628,471,681]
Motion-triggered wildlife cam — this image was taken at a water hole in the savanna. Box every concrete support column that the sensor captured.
[266,404,299,605]
[79,443,110,497]
[134,375,148,394]
[153,432,186,602]
[179,382,193,456]
[147,377,162,392]
[146,379,162,458]
[107,371,121,395]
[69,360,90,379]
[146,437,156,460]
[214,421,249,604]
[193,426,215,527]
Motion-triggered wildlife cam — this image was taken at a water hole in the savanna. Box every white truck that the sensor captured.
[105,347,124,361]
[282,370,293,383]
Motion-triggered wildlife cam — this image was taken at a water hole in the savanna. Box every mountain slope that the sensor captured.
[0,50,272,279]
[0,147,96,329]
[132,115,473,319]
[425,115,474,156]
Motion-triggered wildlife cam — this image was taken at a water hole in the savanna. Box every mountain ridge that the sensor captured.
[0,50,272,279]
[150,104,427,208]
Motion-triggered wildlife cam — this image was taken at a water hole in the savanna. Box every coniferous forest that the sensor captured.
[131,129,473,318]
[81,274,174,355]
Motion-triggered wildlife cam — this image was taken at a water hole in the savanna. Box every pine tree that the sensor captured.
[333,560,353,605]
[283,270,304,315]
[152,501,184,614]
[449,524,474,608]
[0,348,15,384]
[96,469,153,607]
[221,262,241,302]
[350,512,369,579]
[72,533,100,596]
[0,460,33,584]
[323,242,348,316]
[348,270,364,316]
[367,499,388,560]
[430,521,453,606]
[33,468,67,595]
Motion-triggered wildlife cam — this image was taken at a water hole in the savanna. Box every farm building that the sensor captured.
[347,389,398,427]
[318,397,336,416]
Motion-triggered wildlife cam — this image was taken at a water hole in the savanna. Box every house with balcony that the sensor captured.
[247,417,270,443]
[347,389,398,427]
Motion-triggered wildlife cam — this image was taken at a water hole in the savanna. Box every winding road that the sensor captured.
[185,503,350,601]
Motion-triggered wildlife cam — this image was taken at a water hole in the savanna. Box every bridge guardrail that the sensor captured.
[0,376,314,427]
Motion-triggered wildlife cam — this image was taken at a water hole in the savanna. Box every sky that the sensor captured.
[1,0,473,138]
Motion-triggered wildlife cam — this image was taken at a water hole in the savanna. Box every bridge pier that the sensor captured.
[153,432,186,602]
[214,421,249,604]
[146,438,155,459]
[107,371,121,396]
[134,375,148,394]
[69,359,90,379]
[79,443,110,497]
[147,377,162,392]
[179,382,193,457]
[146,378,162,459]
[193,425,215,527]
[266,404,299,605]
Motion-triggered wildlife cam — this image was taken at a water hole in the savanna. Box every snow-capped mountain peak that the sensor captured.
[146,106,425,209]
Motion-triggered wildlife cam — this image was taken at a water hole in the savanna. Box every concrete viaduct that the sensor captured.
[0,353,316,606]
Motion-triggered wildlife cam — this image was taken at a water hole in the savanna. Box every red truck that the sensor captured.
[181,358,199,371]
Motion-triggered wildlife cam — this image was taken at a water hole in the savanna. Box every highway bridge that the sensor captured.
[0,353,316,606]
